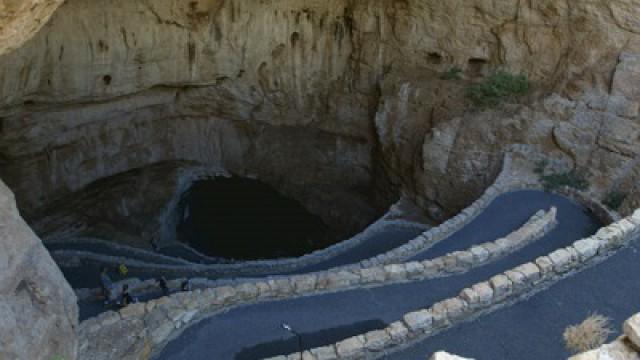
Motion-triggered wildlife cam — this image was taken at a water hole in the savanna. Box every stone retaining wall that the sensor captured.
[54,149,530,281]
[76,148,621,360]
[77,205,555,301]
[55,149,525,283]
[53,216,429,280]
[77,206,557,359]
[50,237,197,265]
[555,187,620,225]
[98,207,554,303]
[58,148,614,292]
[268,209,640,360]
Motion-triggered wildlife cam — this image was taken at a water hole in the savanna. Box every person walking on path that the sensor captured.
[119,284,136,307]
[100,267,115,305]
[181,278,192,292]
[157,276,169,296]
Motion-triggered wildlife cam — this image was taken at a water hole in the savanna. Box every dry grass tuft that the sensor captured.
[563,313,613,354]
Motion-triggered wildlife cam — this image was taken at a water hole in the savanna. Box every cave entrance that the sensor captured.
[176,177,338,260]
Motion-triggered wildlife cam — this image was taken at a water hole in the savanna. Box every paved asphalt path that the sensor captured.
[65,227,423,320]
[284,227,425,274]
[156,191,600,360]
[388,236,640,360]
[410,190,573,261]
[59,229,424,290]
[158,244,231,264]
[46,242,187,265]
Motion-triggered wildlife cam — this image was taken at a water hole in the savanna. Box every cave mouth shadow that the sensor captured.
[176,177,341,261]
[234,319,387,360]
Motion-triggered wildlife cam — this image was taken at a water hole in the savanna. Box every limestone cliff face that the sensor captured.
[0,0,65,55]
[0,1,639,359]
[1,0,640,223]
[0,179,78,360]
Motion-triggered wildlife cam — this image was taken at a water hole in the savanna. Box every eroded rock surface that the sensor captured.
[0,179,78,359]
[0,0,65,55]
[429,352,474,360]
[0,1,640,359]
[1,0,640,228]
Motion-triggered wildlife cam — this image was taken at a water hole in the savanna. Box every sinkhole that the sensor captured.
[177,177,338,260]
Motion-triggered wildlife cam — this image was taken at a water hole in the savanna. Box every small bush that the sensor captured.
[540,170,589,192]
[563,313,613,354]
[440,67,463,80]
[603,191,627,211]
[467,70,530,108]
[534,159,549,175]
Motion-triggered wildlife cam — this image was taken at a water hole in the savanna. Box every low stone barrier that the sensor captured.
[53,216,429,280]
[59,150,533,289]
[268,209,640,360]
[428,352,473,360]
[59,146,614,296]
[54,148,533,282]
[77,207,558,359]
[75,148,620,360]
[570,313,640,360]
[76,207,556,302]
[48,237,196,265]
[555,187,620,224]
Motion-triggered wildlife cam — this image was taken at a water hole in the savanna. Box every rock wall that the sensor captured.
[0,0,65,55]
[1,0,640,224]
[0,179,78,360]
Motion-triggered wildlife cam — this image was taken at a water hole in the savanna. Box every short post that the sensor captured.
[281,323,303,353]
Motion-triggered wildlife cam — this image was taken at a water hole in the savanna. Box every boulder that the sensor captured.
[624,313,640,350]
[0,180,78,360]
[569,338,640,360]
[429,351,474,360]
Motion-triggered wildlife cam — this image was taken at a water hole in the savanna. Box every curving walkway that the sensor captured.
[155,191,600,360]
[387,235,640,360]
[46,239,192,266]
[65,225,425,320]
[57,226,426,289]
[408,191,578,262]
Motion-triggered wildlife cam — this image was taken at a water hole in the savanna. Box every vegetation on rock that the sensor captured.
[440,67,463,80]
[467,71,529,108]
[540,171,589,192]
[563,313,613,354]
[534,161,589,192]
[603,191,627,211]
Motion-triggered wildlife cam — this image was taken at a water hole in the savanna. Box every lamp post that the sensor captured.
[281,323,303,353]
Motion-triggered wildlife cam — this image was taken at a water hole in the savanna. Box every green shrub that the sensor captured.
[540,170,589,192]
[603,191,627,210]
[440,67,463,80]
[534,159,549,175]
[467,70,530,108]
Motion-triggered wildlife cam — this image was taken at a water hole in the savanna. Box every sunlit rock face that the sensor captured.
[0,179,78,360]
[0,1,640,359]
[1,0,640,230]
[0,0,65,55]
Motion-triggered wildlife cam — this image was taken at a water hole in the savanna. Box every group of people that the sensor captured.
[100,267,193,307]
[100,267,138,307]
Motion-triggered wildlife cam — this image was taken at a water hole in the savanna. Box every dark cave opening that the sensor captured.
[176,177,339,260]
